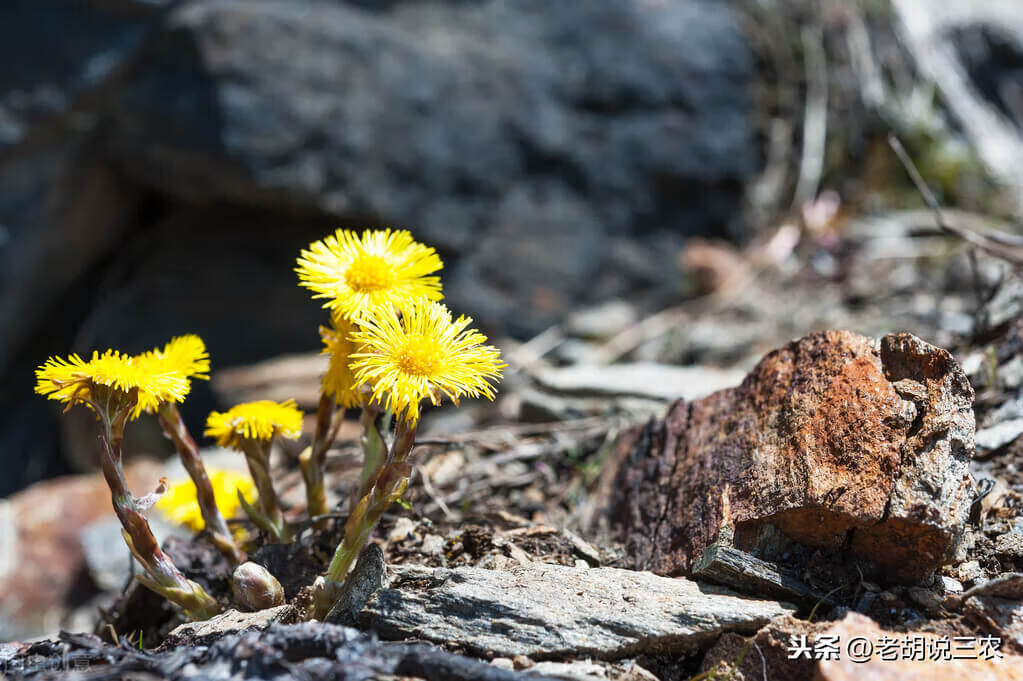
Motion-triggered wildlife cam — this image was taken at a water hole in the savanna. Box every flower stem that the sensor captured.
[324,419,417,585]
[157,403,243,564]
[239,438,289,542]
[353,404,385,510]
[300,393,345,527]
[96,389,220,620]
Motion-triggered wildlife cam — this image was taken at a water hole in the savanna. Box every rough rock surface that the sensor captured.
[358,563,796,659]
[2,623,556,680]
[602,330,976,582]
[101,0,753,336]
[161,605,296,647]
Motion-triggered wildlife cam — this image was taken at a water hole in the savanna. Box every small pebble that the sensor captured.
[940,576,964,594]
[421,534,446,555]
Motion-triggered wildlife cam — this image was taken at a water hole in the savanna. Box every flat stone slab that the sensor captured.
[532,363,747,402]
[162,605,296,647]
[359,563,796,659]
[602,331,976,582]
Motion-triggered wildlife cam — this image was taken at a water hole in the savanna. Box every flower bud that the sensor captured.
[231,562,285,611]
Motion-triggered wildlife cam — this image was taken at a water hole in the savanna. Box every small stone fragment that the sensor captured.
[530,660,608,681]
[359,563,795,659]
[976,419,1023,454]
[957,560,986,585]
[231,561,285,611]
[421,534,446,556]
[325,543,387,626]
[996,533,1023,559]
[960,573,1023,602]
[964,596,1023,654]
[692,543,829,606]
[162,605,295,647]
[602,331,975,582]
[941,576,965,594]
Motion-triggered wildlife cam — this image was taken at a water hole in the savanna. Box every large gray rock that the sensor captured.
[359,563,796,659]
[0,0,755,492]
[100,0,755,334]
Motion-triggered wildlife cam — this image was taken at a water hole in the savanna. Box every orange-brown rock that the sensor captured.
[602,331,975,582]
[818,612,1023,681]
[0,462,166,640]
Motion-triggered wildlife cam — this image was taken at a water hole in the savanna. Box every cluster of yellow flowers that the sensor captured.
[296,228,504,425]
[34,226,504,623]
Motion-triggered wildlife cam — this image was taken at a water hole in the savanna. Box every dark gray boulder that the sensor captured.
[0,0,755,492]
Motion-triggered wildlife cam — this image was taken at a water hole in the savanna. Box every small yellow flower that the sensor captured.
[320,317,361,408]
[296,228,443,320]
[155,469,257,531]
[350,297,505,425]
[36,349,190,418]
[205,400,304,448]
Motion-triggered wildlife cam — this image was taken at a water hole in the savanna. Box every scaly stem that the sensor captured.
[353,404,386,510]
[300,393,345,527]
[158,403,243,564]
[96,389,220,620]
[313,418,417,619]
[239,438,289,542]
[326,419,417,584]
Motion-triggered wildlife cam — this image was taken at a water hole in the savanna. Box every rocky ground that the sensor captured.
[6,0,1023,680]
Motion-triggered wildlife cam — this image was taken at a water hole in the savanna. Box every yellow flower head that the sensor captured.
[144,334,210,381]
[295,228,443,320]
[205,399,304,449]
[320,317,360,408]
[155,469,257,531]
[349,297,505,425]
[136,334,211,414]
[36,349,190,419]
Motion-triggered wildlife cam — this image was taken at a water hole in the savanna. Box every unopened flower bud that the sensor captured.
[231,562,285,611]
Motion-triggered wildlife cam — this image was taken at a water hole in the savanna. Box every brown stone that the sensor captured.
[0,462,166,640]
[818,612,1023,681]
[601,331,975,582]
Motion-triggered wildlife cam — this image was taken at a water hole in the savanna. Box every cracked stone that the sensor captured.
[601,331,975,582]
[358,563,795,659]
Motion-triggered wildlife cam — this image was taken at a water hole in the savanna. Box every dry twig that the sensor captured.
[889,135,1023,268]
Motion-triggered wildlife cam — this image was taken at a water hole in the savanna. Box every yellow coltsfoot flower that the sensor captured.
[155,469,257,532]
[35,341,224,620]
[140,334,210,393]
[205,399,303,543]
[320,317,361,409]
[295,228,443,321]
[205,399,304,449]
[36,349,190,418]
[350,297,505,426]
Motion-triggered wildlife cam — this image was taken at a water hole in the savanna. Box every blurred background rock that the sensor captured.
[0,0,755,492]
[3,0,1023,497]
